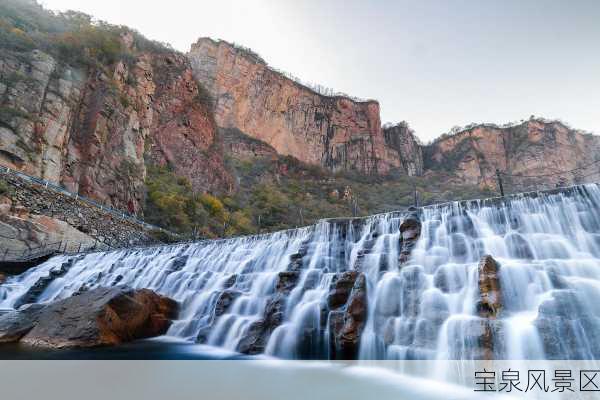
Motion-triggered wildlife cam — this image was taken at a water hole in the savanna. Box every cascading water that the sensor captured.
[2,184,600,361]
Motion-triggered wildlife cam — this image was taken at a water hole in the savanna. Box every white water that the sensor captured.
[2,184,600,361]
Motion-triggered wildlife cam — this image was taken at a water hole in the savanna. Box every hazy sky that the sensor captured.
[40,0,600,141]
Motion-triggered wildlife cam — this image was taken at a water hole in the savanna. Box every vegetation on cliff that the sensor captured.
[0,0,505,241]
[144,140,492,238]
[0,0,170,68]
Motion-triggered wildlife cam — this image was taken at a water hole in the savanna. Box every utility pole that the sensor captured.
[351,197,359,217]
[495,169,505,197]
[413,181,419,207]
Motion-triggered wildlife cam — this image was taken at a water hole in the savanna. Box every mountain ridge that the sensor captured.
[1,0,598,242]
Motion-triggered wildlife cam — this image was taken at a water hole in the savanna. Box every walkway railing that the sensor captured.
[0,165,176,237]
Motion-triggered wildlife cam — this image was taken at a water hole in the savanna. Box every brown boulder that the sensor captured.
[16,287,177,349]
[0,273,6,285]
[399,215,421,265]
[329,273,368,359]
[477,255,502,318]
[475,255,503,360]
[327,271,359,310]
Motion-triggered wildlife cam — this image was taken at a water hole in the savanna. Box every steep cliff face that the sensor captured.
[188,38,420,176]
[0,34,232,215]
[423,120,600,189]
[383,122,424,176]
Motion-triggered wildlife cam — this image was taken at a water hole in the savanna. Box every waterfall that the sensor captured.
[2,184,600,360]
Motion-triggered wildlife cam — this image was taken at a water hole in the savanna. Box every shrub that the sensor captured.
[0,179,11,196]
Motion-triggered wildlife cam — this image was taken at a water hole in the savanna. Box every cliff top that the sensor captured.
[191,37,379,106]
[425,117,596,146]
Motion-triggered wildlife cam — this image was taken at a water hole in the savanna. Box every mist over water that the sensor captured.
[3,184,600,361]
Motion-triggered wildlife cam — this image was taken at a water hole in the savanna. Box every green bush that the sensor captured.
[0,179,10,196]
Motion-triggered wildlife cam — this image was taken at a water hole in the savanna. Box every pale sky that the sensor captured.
[40,0,600,142]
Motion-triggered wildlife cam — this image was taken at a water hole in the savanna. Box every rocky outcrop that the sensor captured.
[326,271,368,359]
[383,122,424,176]
[423,119,600,189]
[0,286,177,348]
[220,127,278,161]
[143,52,233,194]
[0,34,232,216]
[236,270,299,355]
[475,255,502,360]
[188,38,421,176]
[477,255,502,318]
[0,171,164,251]
[399,210,422,265]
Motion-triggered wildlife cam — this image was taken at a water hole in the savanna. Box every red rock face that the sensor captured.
[0,35,233,215]
[144,53,234,194]
[423,120,600,189]
[188,38,421,176]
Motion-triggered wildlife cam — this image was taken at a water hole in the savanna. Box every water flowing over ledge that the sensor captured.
[2,184,600,361]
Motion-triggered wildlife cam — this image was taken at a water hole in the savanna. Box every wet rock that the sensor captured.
[327,271,359,310]
[20,287,177,348]
[236,294,286,355]
[537,290,589,319]
[222,273,237,288]
[399,266,426,317]
[399,215,421,265]
[275,271,300,294]
[236,319,267,355]
[447,214,475,236]
[302,269,321,291]
[545,268,568,289]
[456,318,504,360]
[13,258,76,308]
[236,269,301,354]
[0,273,5,285]
[433,268,450,293]
[420,289,450,323]
[449,233,471,260]
[0,304,46,343]
[505,232,534,259]
[329,273,367,360]
[214,290,241,317]
[476,255,502,318]
[169,256,189,272]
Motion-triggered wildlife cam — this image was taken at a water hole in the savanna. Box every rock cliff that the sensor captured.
[423,119,600,189]
[0,33,232,215]
[188,38,422,176]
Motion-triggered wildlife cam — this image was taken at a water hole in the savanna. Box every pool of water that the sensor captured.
[0,337,251,360]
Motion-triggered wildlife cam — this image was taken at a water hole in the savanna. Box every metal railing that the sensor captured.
[0,165,177,237]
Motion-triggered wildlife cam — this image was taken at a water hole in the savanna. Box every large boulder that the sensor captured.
[2,287,178,349]
[0,304,46,343]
